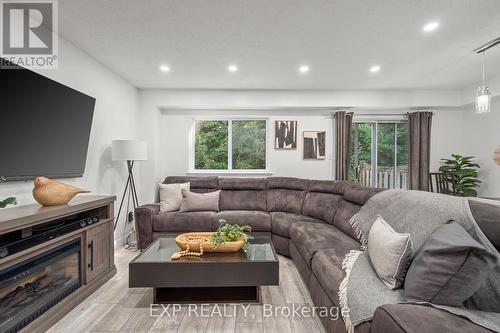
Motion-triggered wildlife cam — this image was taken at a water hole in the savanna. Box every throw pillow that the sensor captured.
[159,182,190,212]
[404,221,498,307]
[368,215,413,290]
[180,189,220,212]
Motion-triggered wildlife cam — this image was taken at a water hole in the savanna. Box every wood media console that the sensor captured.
[0,196,116,333]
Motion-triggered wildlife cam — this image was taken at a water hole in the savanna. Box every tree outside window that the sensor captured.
[194,119,267,171]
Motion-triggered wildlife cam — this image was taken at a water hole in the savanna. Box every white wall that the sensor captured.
[159,114,334,180]
[429,109,465,172]
[138,89,466,203]
[455,75,500,197]
[458,97,500,197]
[0,38,140,246]
[158,111,461,177]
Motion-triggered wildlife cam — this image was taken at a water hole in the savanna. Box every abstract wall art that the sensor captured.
[275,120,297,149]
[303,131,326,160]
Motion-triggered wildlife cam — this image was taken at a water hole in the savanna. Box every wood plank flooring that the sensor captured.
[47,248,326,333]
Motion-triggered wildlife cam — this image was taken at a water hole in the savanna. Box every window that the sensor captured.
[192,119,267,172]
[350,121,408,189]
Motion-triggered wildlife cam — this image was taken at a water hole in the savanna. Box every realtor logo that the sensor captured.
[1,0,58,68]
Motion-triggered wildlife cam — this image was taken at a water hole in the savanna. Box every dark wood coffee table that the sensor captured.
[129,236,279,303]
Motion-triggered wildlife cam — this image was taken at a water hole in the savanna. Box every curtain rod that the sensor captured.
[340,111,433,117]
[350,113,408,116]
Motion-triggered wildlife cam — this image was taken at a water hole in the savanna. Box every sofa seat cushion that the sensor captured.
[311,248,348,305]
[213,210,271,231]
[289,222,360,265]
[152,211,215,232]
[270,212,323,238]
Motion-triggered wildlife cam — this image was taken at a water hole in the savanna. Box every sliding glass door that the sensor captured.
[350,122,408,189]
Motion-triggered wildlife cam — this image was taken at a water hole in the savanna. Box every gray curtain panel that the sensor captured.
[335,111,354,180]
[408,111,433,191]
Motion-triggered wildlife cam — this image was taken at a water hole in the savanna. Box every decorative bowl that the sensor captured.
[175,232,245,253]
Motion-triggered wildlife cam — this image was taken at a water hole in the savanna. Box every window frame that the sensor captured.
[189,116,271,174]
[351,117,408,189]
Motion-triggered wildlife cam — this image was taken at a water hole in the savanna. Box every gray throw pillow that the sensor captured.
[159,182,190,212]
[404,221,498,307]
[368,215,413,290]
[179,189,220,212]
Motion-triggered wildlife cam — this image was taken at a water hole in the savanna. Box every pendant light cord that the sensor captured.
[482,51,486,85]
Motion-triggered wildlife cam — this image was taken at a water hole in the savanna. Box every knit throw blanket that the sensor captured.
[339,190,500,333]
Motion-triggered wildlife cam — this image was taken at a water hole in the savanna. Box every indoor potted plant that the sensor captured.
[211,219,253,248]
[439,154,481,197]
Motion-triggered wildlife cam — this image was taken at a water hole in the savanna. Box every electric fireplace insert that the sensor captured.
[0,239,81,333]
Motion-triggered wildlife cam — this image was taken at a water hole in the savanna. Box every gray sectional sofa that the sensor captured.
[135,176,499,333]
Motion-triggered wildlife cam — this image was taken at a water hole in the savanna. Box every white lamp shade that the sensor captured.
[112,140,147,161]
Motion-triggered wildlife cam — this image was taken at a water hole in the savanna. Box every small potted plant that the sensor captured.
[0,176,17,208]
[212,219,253,248]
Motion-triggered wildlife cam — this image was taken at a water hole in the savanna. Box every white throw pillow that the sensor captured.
[159,182,190,212]
[368,215,413,290]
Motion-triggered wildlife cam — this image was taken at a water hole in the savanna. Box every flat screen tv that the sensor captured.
[0,60,95,181]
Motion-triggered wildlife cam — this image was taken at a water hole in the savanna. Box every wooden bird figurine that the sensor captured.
[33,177,90,206]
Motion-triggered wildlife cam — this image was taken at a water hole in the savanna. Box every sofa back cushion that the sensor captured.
[266,177,309,214]
[163,176,218,193]
[468,199,500,251]
[333,183,383,239]
[219,178,267,211]
[302,180,345,223]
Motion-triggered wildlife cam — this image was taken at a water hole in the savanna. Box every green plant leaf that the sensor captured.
[0,197,17,208]
[439,154,480,197]
[211,220,253,248]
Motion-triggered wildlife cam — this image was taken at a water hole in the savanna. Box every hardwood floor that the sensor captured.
[47,248,326,333]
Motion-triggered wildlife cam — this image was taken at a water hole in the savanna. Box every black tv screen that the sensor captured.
[0,60,95,181]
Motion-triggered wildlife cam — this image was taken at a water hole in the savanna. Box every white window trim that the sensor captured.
[188,116,272,175]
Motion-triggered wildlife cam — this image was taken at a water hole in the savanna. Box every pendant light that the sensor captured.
[475,51,490,114]
[474,37,500,114]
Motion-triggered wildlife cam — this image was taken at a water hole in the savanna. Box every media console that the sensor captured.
[0,196,116,333]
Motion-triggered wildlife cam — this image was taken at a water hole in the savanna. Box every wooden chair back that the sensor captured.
[429,172,452,194]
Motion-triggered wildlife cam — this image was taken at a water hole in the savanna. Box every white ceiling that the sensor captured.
[58,0,500,90]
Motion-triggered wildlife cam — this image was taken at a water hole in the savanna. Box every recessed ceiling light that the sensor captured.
[299,65,310,73]
[423,21,439,32]
[228,64,238,73]
[159,64,170,72]
[370,65,381,73]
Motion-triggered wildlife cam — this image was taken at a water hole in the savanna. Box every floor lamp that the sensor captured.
[112,140,147,234]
